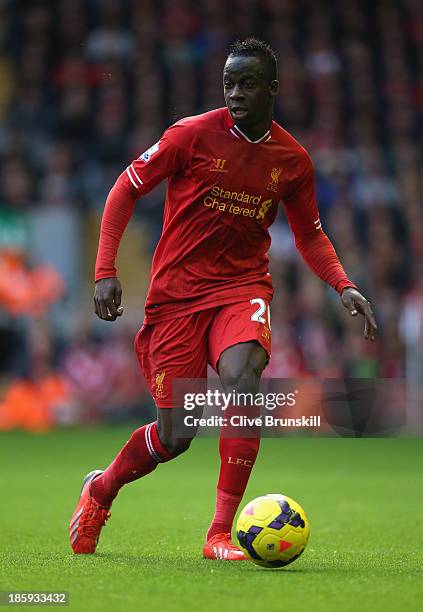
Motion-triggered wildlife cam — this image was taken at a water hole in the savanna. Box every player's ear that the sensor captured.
[269,79,279,97]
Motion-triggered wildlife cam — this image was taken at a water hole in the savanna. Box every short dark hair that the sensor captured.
[227,37,278,81]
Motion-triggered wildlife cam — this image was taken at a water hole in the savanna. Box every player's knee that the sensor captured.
[161,435,192,457]
[219,358,264,390]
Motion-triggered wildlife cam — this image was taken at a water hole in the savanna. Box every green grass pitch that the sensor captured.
[0,428,422,611]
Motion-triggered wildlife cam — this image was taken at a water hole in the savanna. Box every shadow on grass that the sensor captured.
[10,549,420,579]
[75,552,328,574]
[88,552,423,576]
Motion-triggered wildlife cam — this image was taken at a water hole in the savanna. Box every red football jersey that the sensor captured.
[96,108,355,323]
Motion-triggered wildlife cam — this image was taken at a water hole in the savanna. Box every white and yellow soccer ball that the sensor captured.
[236,494,310,568]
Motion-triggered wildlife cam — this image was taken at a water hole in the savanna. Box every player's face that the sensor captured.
[223,56,278,129]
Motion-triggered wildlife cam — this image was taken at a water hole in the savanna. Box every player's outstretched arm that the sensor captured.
[341,287,377,341]
[294,232,378,341]
[94,277,123,322]
[283,152,377,341]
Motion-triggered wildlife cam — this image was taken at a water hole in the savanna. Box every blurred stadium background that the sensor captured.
[0,0,422,431]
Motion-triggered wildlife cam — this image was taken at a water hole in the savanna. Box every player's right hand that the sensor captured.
[94,277,124,321]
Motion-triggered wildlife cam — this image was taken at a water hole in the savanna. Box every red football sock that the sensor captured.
[90,422,172,507]
[207,435,260,541]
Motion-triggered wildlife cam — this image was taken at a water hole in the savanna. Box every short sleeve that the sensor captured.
[125,122,193,196]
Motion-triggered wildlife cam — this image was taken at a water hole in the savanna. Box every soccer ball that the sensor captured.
[236,494,310,568]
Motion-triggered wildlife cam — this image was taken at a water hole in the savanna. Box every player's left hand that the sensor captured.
[341,287,377,341]
[94,277,124,322]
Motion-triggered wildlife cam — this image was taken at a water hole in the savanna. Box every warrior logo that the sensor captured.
[210,158,227,172]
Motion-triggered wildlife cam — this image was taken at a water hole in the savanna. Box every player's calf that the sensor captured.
[89,422,174,507]
[156,407,197,457]
[158,434,192,457]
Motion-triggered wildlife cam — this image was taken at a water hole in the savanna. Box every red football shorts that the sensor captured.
[134,298,271,408]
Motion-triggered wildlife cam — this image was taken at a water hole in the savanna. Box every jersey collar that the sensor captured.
[232,123,271,143]
[224,107,272,144]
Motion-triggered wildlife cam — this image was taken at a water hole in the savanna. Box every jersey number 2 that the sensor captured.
[250,298,269,326]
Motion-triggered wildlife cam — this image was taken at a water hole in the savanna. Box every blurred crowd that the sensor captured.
[0,0,422,429]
